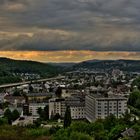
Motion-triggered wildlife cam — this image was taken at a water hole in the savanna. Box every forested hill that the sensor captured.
[72,59,140,72]
[0,57,63,76]
[0,58,62,84]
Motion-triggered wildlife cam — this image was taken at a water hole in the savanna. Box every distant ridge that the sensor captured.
[72,59,140,72]
[48,62,75,67]
[0,58,140,74]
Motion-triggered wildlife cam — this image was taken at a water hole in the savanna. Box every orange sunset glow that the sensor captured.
[0,51,139,62]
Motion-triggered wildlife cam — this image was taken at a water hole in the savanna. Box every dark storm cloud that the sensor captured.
[0,0,140,51]
[0,0,28,4]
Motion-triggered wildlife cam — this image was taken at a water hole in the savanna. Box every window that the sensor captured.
[98,102,101,105]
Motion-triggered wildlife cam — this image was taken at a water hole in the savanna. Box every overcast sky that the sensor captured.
[0,0,140,62]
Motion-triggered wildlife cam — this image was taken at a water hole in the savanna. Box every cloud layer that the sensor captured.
[0,0,140,61]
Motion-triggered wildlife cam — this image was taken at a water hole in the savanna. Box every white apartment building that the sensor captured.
[29,103,48,118]
[49,98,66,119]
[86,93,128,122]
[66,96,85,120]
[49,97,86,120]
[70,105,85,120]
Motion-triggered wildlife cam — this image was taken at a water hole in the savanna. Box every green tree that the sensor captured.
[103,114,117,131]
[132,77,140,90]
[34,118,42,127]
[70,121,91,135]
[37,107,43,117]
[55,87,62,98]
[0,102,9,110]
[29,84,34,93]
[49,126,61,135]
[43,105,49,120]
[93,121,104,133]
[133,131,140,140]
[92,121,107,140]
[37,105,49,121]
[12,109,20,121]
[0,118,8,125]
[121,110,132,125]
[13,88,21,96]
[53,113,61,121]
[108,125,125,140]
[94,131,108,140]
[4,108,12,124]
[128,90,140,107]
[128,90,140,110]
[135,98,140,109]
[64,106,71,129]
[70,132,92,140]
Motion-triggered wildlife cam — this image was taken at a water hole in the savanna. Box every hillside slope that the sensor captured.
[0,58,62,84]
[73,59,140,72]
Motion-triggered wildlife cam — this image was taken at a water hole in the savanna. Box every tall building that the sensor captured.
[29,103,48,117]
[85,93,128,122]
[66,96,85,120]
[70,104,85,120]
[49,98,66,119]
[49,96,85,120]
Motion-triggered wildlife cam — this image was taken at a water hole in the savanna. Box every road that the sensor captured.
[0,76,65,88]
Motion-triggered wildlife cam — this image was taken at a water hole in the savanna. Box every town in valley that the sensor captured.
[0,59,140,139]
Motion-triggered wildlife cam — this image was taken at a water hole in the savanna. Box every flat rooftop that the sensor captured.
[87,93,128,100]
[27,92,54,97]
